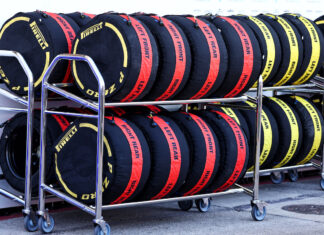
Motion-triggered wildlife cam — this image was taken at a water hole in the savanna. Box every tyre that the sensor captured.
[282,14,324,85]
[0,11,79,96]
[65,12,95,27]
[165,15,228,99]
[202,15,261,97]
[129,114,190,200]
[54,116,151,204]
[178,200,193,211]
[134,14,191,100]
[72,13,159,101]
[239,101,279,170]
[263,97,303,168]
[168,112,220,196]
[232,15,282,86]
[0,112,71,194]
[258,14,303,86]
[281,96,324,165]
[107,105,166,117]
[200,110,249,192]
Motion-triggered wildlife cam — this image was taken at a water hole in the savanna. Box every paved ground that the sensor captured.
[1,176,324,234]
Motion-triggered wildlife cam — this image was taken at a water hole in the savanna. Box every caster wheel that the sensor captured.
[320,179,324,190]
[94,223,110,235]
[195,198,211,213]
[38,215,55,233]
[251,205,266,221]
[178,200,193,211]
[24,214,39,232]
[288,169,298,182]
[270,172,285,184]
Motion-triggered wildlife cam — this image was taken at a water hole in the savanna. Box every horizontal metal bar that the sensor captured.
[45,110,97,119]
[52,83,74,88]
[310,161,321,169]
[234,183,253,196]
[277,89,324,94]
[245,163,315,178]
[100,188,244,210]
[0,87,28,106]
[0,188,25,205]
[42,184,95,216]
[0,107,27,113]
[249,83,316,92]
[207,103,255,111]
[46,84,98,111]
[104,96,249,107]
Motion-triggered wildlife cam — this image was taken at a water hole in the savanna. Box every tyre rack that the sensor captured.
[0,50,38,229]
[37,54,266,234]
[242,81,324,188]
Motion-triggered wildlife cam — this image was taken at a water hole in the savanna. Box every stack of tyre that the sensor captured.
[216,96,324,176]
[52,106,249,211]
[1,12,323,100]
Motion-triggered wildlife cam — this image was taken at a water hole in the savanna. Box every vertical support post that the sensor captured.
[91,60,105,223]
[252,75,263,204]
[321,94,324,181]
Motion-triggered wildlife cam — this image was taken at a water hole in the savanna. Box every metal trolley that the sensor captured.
[0,50,38,231]
[243,82,324,188]
[37,54,266,234]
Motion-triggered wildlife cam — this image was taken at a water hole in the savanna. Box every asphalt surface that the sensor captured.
[1,176,324,234]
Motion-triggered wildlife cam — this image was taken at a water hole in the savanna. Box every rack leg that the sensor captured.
[93,63,109,235]
[321,94,324,190]
[251,76,266,221]
[37,81,55,233]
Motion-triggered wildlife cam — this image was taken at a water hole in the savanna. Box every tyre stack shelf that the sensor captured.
[36,53,266,234]
[244,79,324,188]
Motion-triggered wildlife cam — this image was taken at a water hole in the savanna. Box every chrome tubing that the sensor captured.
[101,189,244,210]
[0,188,25,205]
[252,76,263,204]
[38,54,106,224]
[0,50,34,215]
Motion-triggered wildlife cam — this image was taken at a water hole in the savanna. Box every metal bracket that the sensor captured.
[251,200,267,212]
[93,218,108,234]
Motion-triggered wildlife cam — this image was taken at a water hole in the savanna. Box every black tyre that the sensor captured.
[282,14,324,85]
[54,116,151,204]
[0,11,79,96]
[281,96,324,165]
[200,110,249,192]
[134,15,191,100]
[263,97,303,168]
[129,114,190,200]
[232,15,282,86]
[168,112,220,195]
[203,15,261,97]
[0,112,71,194]
[258,14,303,86]
[239,101,279,170]
[165,15,228,99]
[72,13,159,101]
[107,105,165,117]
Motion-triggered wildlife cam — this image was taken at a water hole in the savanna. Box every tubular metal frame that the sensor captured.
[38,54,266,234]
[245,81,324,186]
[0,50,35,217]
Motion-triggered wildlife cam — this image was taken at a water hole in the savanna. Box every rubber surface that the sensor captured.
[72,13,159,101]
[0,111,71,194]
[166,15,228,99]
[54,116,151,204]
[0,11,79,96]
